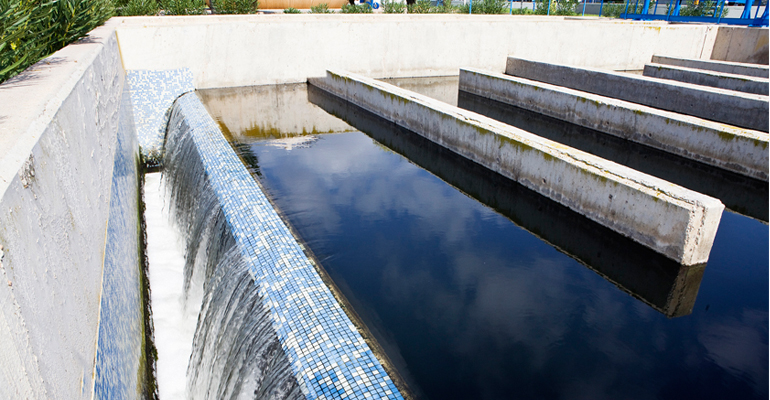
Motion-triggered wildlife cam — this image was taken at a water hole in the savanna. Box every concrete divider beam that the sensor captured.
[643,63,769,95]
[458,67,769,181]
[309,70,725,266]
[651,55,770,78]
[505,57,769,132]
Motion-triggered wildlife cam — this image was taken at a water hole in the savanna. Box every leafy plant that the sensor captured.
[382,0,406,12]
[459,0,506,13]
[553,0,576,15]
[510,6,532,14]
[164,0,206,14]
[407,0,431,12]
[284,6,301,12]
[1,0,114,83]
[340,2,371,12]
[310,2,332,12]
[212,0,257,13]
[676,0,717,16]
[119,0,160,15]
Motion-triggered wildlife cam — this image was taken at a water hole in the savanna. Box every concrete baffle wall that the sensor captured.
[651,55,770,78]
[458,67,769,181]
[643,62,769,95]
[309,70,725,266]
[0,23,146,399]
[505,57,770,132]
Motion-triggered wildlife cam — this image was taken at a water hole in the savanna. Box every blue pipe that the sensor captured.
[741,0,754,18]
[599,0,604,15]
[547,0,552,14]
[717,0,725,22]
[623,0,630,17]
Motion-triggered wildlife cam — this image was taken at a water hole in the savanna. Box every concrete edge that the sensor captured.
[0,24,119,200]
[309,70,725,265]
[643,62,770,95]
[504,56,770,132]
[458,67,769,181]
[652,54,770,78]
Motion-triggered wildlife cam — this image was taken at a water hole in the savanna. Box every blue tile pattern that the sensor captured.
[171,92,404,400]
[127,69,194,167]
[94,76,144,399]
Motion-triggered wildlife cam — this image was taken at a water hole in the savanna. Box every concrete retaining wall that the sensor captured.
[458,67,769,181]
[505,57,770,131]
[651,55,770,78]
[309,70,725,265]
[711,26,769,65]
[643,62,769,95]
[113,15,720,89]
[0,22,146,399]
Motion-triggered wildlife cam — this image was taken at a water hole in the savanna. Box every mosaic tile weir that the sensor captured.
[170,92,404,400]
[127,69,194,168]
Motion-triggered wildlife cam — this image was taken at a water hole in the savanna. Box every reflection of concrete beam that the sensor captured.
[197,83,354,141]
[309,70,725,266]
[308,85,704,318]
[456,90,768,222]
[643,63,769,96]
[458,68,768,182]
[505,57,769,132]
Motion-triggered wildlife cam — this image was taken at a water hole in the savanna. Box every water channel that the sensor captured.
[195,80,768,400]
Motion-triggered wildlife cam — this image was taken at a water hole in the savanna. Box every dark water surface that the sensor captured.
[199,83,768,400]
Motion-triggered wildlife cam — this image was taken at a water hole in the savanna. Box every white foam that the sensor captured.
[144,172,200,399]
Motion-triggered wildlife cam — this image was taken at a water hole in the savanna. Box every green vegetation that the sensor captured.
[459,0,507,14]
[212,0,258,13]
[284,6,301,12]
[164,0,205,14]
[310,2,332,12]
[1,0,114,82]
[382,0,406,12]
[118,0,160,15]
[340,2,372,12]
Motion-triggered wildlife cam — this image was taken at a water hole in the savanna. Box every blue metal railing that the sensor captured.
[621,0,768,26]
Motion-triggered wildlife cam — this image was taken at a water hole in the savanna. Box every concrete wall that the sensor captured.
[459,67,769,181]
[310,70,725,265]
[643,62,769,95]
[505,57,769,131]
[651,55,770,78]
[0,22,145,399]
[113,15,720,89]
[711,26,769,65]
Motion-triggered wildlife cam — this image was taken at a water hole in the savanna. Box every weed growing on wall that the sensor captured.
[310,2,332,12]
[213,0,258,13]
[284,6,301,12]
[0,0,114,83]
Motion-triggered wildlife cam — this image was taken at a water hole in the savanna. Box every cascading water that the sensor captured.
[161,98,303,400]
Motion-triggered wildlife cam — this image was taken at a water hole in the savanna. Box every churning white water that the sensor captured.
[144,172,201,399]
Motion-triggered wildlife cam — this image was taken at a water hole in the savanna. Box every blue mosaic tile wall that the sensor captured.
[171,92,404,400]
[127,69,194,168]
[94,76,145,399]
